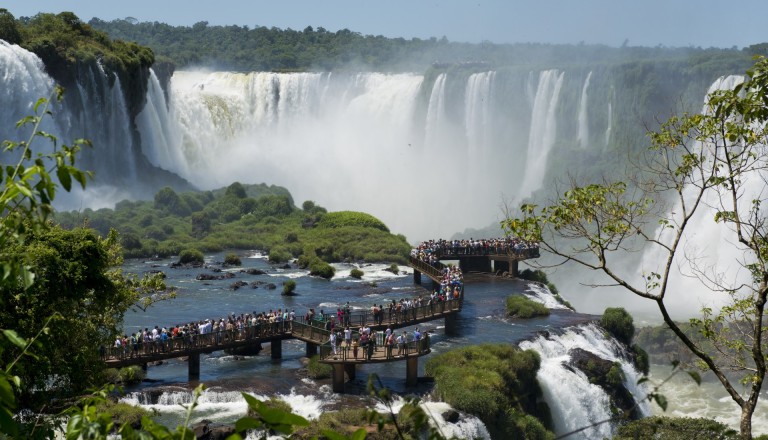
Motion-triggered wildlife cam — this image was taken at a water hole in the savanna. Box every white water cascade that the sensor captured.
[577,71,592,148]
[464,71,496,161]
[424,73,447,153]
[519,323,650,439]
[519,70,565,201]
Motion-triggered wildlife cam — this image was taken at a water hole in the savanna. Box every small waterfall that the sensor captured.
[424,73,447,151]
[604,99,612,148]
[577,72,592,148]
[519,70,565,200]
[519,323,650,439]
[523,283,572,310]
[375,396,491,439]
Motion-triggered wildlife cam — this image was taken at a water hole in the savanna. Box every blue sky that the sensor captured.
[3,0,767,48]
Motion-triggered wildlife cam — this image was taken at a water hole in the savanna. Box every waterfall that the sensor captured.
[0,41,56,134]
[519,323,650,439]
[464,71,496,159]
[577,72,592,148]
[424,73,447,151]
[519,70,565,201]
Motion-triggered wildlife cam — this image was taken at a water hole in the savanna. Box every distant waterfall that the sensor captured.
[519,323,650,439]
[519,70,565,200]
[424,73,447,151]
[604,101,612,148]
[464,71,496,159]
[577,72,592,148]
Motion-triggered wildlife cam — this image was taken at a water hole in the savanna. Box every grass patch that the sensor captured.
[506,295,550,318]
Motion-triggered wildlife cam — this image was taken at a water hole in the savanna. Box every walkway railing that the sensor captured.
[408,256,444,280]
[319,334,431,362]
[103,321,288,362]
[103,298,461,364]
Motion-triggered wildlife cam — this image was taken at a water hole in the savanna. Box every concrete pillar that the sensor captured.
[271,340,282,359]
[413,269,421,284]
[511,260,519,277]
[332,364,346,393]
[188,353,200,381]
[306,342,318,357]
[344,363,356,380]
[444,313,459,336]
[405,357,418,387]
[141,363,148,372]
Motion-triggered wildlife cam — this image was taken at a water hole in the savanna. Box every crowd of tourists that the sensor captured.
[108,308,299,359]
[107,293,451,360]
[327,322,429,360]
[411,237,540,262]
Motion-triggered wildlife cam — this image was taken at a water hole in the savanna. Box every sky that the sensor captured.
[3,0,767,49]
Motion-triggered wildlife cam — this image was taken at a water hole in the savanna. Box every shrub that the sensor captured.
[269,247,292,263]
[178,249,204,265]
[631,344,649,375]
[224,252,242,266]
[600,307,635,345]
[317,211,390,232]
[387,263,399,275]
[96,400,152,429]
[506,295,550,318]
[307,355,332,379]
[282,280,297,295]
[309,260,335,279]
[606,363,625,386]
[349,268,364,279]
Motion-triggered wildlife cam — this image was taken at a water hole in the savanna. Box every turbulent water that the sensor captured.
[113,253,647,438]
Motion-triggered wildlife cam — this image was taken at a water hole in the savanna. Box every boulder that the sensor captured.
[567,348,640,420]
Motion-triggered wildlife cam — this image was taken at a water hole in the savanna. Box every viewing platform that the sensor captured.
[103,298,459,392]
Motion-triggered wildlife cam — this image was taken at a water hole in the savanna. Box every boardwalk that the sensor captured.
[104,239,538,392]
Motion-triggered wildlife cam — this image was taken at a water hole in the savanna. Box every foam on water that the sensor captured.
[523,283,571,310]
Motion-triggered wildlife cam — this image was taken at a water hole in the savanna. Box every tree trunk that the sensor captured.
[740,400,754,439]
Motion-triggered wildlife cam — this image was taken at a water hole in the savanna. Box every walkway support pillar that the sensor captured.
[444,313,459,336]
[511,260,519,277]
[271,340,282,359]
[493,259,510,274]
[188,353,200,381]
[344,363,356,380]
[306,342,318,357]
[332,364,346,393]
[413,270,421,284]
[405,357,418,387]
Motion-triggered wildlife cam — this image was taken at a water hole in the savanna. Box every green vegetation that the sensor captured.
[349,268,364,279]
[224,252,241,266]
[306,355,332,379]
[505,295,550,318]
[103,366,146,386]
[614,416,739,439]
[317,211,390,232]
[503,56,768,438]
[177,248,204,265]
[282,280,297,295]
[55,182,412,266]
[599,307,635,345]
[425,344,553,439]
[96,400,155,430]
